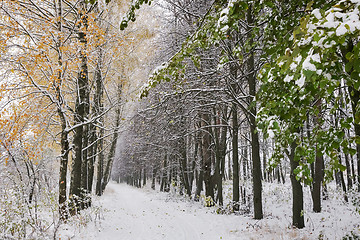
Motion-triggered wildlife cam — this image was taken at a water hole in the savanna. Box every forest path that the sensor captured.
[82,182,242,240]
[61,182,357,240]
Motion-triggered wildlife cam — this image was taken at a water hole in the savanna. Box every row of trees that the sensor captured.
[0,1,153,232]
[114,0,360,229]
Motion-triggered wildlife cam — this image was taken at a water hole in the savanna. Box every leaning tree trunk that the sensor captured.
[101,104,121,193]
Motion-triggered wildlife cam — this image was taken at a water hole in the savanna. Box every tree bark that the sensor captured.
[232,103,240,211]
[289,140,305,228]
[69,1,90,214]
[312,154,324,212]
[201,113,214,204]
[180,137,192,197]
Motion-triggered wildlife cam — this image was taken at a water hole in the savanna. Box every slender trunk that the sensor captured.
[247,5,263,219]
[102,104,121,193]
[338,154,349,202]
[289,140,305,228]
[195,134,204,201]
[58,118,69,217]
[161,154,169,192]
[69,1,90,214]
[218,108,227,206]
[202,113,214,204]
[232,104,240,211]
[87,126,96,195]
[262,139,267,182]
[280,161,285,184]
[56,0,70,219]
[344,153,353,189]
[95,121,104,195]
[243,142,248,180]
[312,154,324,212]
[189,155,196,192]
[151,167,156,190]
[180,138,191,196]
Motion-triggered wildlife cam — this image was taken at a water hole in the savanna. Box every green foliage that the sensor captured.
[120,0,152,30]
[257,0,360,183]
[140,0,264,98]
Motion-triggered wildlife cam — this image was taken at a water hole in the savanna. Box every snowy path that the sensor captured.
[80,183,238,240]
[59,182,360,240]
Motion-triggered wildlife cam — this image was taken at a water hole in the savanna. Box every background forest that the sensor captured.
[0,0,359,239]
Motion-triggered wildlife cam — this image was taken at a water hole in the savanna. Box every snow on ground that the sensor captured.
[58,181,360,240]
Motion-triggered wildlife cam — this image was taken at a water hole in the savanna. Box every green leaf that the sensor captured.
[345,52,354,61]
[345,62,353,73]
[354,59,360,72]
[338,164,346,172]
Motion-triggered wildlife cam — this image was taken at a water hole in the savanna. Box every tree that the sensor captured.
[257,0,359,227]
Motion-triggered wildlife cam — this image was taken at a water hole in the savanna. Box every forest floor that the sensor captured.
[58,181,360,240]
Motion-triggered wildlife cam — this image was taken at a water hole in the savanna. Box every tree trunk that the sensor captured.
[312,154,324,212]
[69,2,90,214]
[56,0,70,220]
[202,113,214,204]
[195,134,204,201]
[344,152,353,189]
[101,102,121,193]
[247,5,263,219]
[232,104,240,211]
[152,167,157,190]
[262,139,267,182]
[289,140,305,228]
[180,138,191,196]
[95,133,104,196]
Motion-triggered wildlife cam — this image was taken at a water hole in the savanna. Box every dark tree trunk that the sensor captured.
[95,132,104,196]
[262,139,267,182]
[344,153,353,189]
[195,134,204,201]
[180,138,191,196]
[202,113,214,204]
[160,155,169,192]
[312,154,324,212]
[189,155,196,192]
[151,167,157,190]
[289,141,305,229]
[232,104,240,211]
[338,154,349,202]
[70,3,90,214]
[56,0,70,220]
[58,117,69,218]
[247,5,263,219]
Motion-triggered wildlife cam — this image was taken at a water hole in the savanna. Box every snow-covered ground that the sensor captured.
[58,181,360,240]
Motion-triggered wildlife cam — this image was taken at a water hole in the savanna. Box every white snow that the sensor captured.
[58,181,360,240]
[283,75,293,83]
[302,56,317,72]
[336,24,348,36]
[295,74,306,88]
